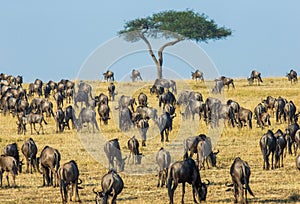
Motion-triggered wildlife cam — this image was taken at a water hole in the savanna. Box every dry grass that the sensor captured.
[0,77,300,203]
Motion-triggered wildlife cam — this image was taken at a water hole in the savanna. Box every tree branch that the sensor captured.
[139,32,159,66]
[158,38,182,66]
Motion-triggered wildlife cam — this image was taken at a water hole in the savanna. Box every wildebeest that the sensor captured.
[284,100,297,125]
[76,108,99,133]
[237,107,252,129]
[64,105,76,130]
[260,130,276,170]
[118,107,133,132]
[218,104,236,127]
[285,123,300,155]
[57,160,81,204]
[21,112,48,135]
[158,90,176,109]
[21,138,38,173]
[103,70,114,82]
[229,157,254,203]
[182,99,206,121]
[0,155,18,187]
[205,97,221,128]
[167,157,210,204]
[191,70,204,82]
[248,70,263,85]
[138,92,148,107]
[127,136,142,165]
[156,147,171,187]
[98,103,110,125]
[137,118,149,146]
[131,69,142,82]
[77,81,93,99]
[93,169,124,204]
[104,139,126,172]
[39,99,55,118]
[54,91,65,108]
[220,76,235,90]
[38,146,61,187]
[3,143,22,173]
[136,106,158,121]
[197,137,219,170]
[65,88,74,104]
[262,96,276,116]
[274,129,287,168]
[108,83,116,101]
[154,78,177,94]
[55,107,65,133]
[150,84,164,96]
[28,83,42,97]
[117,95,136,112]
[212,79,224,94]
[74,91,89,108]
[96,93,109,106]
[275,96,287,123]
[286,69,297,84]
[254,103,267,128]
[183,134,207,159]
[155,112,173,142]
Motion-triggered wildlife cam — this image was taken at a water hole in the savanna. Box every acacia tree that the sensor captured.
[118,10,232,79]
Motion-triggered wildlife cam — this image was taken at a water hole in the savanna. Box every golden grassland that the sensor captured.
[0,77,300,203]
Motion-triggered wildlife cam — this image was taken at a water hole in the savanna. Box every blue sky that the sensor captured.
[0,1,299,82]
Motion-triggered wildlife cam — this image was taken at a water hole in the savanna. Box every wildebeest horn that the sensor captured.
[78,178,82,184]
[92,187,98,194]
[204,179,211,185]
[225,182,233,187]
[214,149,220,154]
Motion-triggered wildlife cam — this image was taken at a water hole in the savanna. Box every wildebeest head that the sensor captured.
[196,179,210,202]
[93,189,106,204]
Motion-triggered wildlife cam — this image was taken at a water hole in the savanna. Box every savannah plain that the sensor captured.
[0,77,299,203]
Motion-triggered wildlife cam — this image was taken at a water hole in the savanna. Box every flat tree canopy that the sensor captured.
[119,10,232,79]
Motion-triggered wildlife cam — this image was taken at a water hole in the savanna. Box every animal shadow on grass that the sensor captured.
[258,194,300,203]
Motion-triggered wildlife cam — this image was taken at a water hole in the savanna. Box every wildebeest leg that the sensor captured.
[168,178,177,204]
[271,152,274,169]
[30,123,33,135]
[0,172,2,187]
[166,130,169,142]
[157,170,162,187]
[160,131,164,142]
[6,173,10,187]
[181,182,185,203]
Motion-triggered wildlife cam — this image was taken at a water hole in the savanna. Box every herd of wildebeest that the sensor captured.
[0,68,299,203]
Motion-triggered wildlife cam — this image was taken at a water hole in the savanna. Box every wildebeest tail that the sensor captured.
[248,112,252,129]
[241,165,254,197]
[13,159,18,175]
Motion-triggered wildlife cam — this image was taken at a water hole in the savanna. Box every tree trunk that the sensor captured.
[157,64,163,79]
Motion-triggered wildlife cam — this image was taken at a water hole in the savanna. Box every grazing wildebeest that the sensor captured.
[156,147,171,187]
[108,83,116,101]
[118,107,133,132]
[296,155,300,170]
[260,130,276,170]
[138,92,148,107]
[117,95,136,112]
[0,155,18,187]
[164,104,176,117]
[154,78,177,94]
[98,103,110,125]
[21,138,38,173]
[127,136,142,165]
[64,105,76,130]
[212,79,224,94]
[22,112,48,135]
[237,107,253,129]
[155,112,173,142]
[93,169,124,204]
[284,100,297,125]
[103,139,126,172]
[137,118,149,146]
[76,108,99,133]
[191,70,204,82]
[248,70,263,85]
[103,70,114,82]
[197,137,219,170]
[229,157,255,203]
[136,106,158,121]
[182,99,206,121]
[58,160,81,204]
[286,69,297,84]
[275,96,287,123]
[274,129,287,168]
[158,90,176,109]
[220,76,235,90]
[286,123,300,155]
[55,107,65,133]
[183,134,207,159]
[167,157,210,204]
[131,69,142,82]
[38,146,61,187]
[3,143,23,173]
